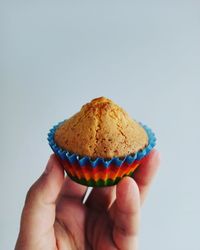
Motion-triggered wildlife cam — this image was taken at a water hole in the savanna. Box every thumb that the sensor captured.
[16,155,64,248]
[112,177,140,250]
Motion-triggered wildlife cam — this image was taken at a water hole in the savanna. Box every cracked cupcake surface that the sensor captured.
[54,97,148,158]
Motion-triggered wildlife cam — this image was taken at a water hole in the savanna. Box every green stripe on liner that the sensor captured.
[67,172,134,187]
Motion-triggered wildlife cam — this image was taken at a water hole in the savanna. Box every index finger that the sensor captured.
[133,149,160,204]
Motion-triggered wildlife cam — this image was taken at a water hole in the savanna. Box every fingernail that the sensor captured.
[44,156,54,174]
[152,150,161,163]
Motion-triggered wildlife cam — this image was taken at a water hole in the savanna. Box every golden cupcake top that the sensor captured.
[54,97,148,158]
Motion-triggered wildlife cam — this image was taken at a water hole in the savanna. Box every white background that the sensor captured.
[1,1,200,249]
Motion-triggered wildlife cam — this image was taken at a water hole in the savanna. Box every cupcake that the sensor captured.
[48,97,156,187]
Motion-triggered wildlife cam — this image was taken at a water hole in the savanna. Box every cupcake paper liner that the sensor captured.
[47,121,156,187]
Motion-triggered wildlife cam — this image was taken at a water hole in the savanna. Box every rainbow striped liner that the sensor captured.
[48,121,156,187]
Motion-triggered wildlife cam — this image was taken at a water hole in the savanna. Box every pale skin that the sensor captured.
[15,150,160,250]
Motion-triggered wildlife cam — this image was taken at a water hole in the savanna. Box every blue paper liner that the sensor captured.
[47,121,156,167]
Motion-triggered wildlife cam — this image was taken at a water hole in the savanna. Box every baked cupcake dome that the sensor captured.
[54,97,148,158]
[48,97,156,187]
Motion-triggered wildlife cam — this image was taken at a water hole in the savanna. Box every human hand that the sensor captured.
[15,150,160,250]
